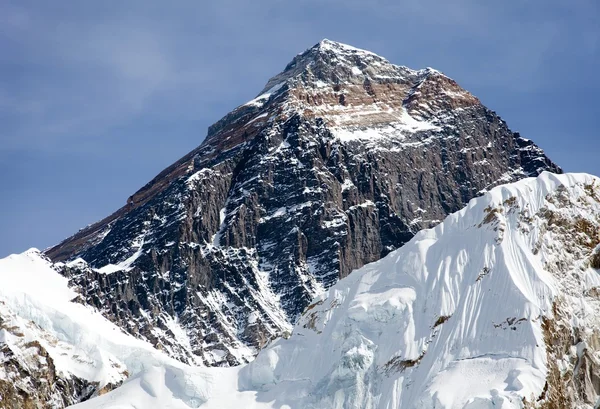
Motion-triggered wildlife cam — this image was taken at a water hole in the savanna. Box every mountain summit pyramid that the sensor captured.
[45,40,560,367]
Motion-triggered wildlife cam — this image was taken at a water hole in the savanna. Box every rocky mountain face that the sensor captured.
[45,40,561,367]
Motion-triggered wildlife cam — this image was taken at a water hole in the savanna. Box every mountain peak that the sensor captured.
[245,40,479,142]
[43,38,560,379]
[255,39,397,96]
[312,38,378,56]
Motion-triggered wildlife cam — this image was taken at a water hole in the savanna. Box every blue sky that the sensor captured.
[1,1,598,257]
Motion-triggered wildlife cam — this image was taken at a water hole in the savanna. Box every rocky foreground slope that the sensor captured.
[2,172,600,409]
[41,40,560,367]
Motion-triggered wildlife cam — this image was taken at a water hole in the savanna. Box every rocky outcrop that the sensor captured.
[0,301,124,408]
[46,40,561,366]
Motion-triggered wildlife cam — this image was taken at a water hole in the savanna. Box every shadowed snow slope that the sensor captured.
[3,172,600,408]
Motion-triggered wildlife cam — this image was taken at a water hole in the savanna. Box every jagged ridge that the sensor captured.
[44,40,561,367]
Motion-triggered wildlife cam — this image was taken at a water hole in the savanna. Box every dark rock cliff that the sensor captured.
[46,40,561,366]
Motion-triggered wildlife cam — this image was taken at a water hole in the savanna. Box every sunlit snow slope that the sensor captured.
[0,250,225,408]
[228,172,600,409]
[3,172,600,408]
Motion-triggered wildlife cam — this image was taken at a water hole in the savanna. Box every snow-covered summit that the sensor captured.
[241,39,480,148]
[315,38,378,55]
[257,38,419,97]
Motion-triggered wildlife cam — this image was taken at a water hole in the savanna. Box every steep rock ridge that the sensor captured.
[45,40,560,366]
